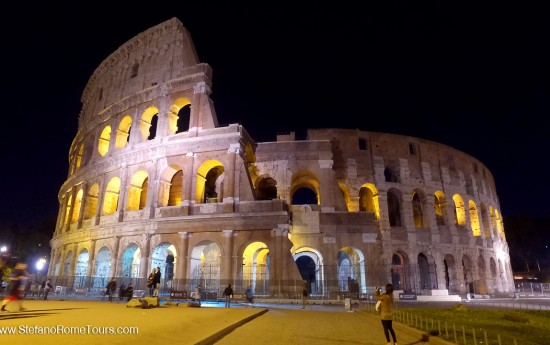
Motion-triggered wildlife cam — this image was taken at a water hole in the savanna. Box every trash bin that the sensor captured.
[344,297,352,311]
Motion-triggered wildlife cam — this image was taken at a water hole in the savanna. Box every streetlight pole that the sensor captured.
[36,258,47,282]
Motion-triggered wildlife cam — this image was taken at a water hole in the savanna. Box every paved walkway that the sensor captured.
[0,298,453,344]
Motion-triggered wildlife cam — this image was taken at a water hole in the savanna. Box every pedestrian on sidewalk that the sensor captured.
[43,279,53,300]
[125,283,134,302]
[194,284,202,306]
[222,284,233,307]
[375,284,398,345]
[301,280,309,309]
[106,278,117,302]
[245,286,254,307]
[1,262,28,312]
[119,283,126,301]
[147,269,155,297]
[153,267,161,297]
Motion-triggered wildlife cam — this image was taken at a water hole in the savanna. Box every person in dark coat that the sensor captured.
[222,284,233,308]
[119,283,126,301]
[106,278,117,302]
[125,283,134,302]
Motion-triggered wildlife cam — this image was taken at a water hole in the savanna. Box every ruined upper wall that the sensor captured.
[78,17,200,128]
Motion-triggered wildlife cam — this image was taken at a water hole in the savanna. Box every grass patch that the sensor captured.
[394,305,550,345]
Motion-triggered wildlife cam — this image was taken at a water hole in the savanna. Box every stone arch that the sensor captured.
[63,193,72,230]
[151,242,177,290]
[243,241,270,296]
[290,170,320,205]
[391,251,410,291]
[73,248,89,288]
[168,97,192,135]
[71,188,84,224]
[359,183,380,220]
[119,243,142,284]
[495,210,505,239]
[293,247,325,295]
[98,125,111,157]
[190,240,221,293]
[102,177,121,215]
[62,250,73,277]
[469,200,481,236]
[418,252,435,290]
[127,170,149,211]
[412,189,426,228]
[93,245,112,288]
[196,159,225,204]
[476,254,488,294]
[452,194,466,226]
[139,106,159,141]
[158,165,184,207]
[387,188,402,227]
[489,206,497,237]
[83,183,100,220]
[462,254,474,293]
[114,115,132,149]
[336,247,366,294]
[384,161,399,183]
[443,254,458,293]
[255,175,278,200]
[480,203,491,238]
[434,191,447,225]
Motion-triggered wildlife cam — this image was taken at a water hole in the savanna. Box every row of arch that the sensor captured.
[59,163,504,242]
[51,238,509,295]
[70,98,192,176]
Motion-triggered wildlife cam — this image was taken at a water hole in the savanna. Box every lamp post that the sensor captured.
[36,258,47,282]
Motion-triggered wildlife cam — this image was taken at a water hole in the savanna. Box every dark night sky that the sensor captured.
[2,3,550,232]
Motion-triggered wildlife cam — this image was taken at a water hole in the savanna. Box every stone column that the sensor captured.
[222,230,234,286]
[223,145,239,203]
[76,182,88,229]
[111,236,122,277]
[87,239,97,285]
[318,159,335,212]
[178,232,189,288]
[117,165,128,222]
[140,234,152,282]
[183,152,195,204]
[68,243,79,287]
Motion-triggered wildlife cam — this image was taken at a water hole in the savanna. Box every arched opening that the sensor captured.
[243,242,270,296]
[387,189,402,227]
[93,246,112,288]
[119,244,141,285]
[73,249,89,288]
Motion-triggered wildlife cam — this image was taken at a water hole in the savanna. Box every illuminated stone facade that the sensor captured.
[48,18,514,297]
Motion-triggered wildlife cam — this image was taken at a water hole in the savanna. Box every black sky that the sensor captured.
[2,3,549,231]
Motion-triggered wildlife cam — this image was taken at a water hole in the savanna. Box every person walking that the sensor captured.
[222,284,233,308]
[1,262,28,312]
[147,269,155,297]
[125,283,134,302]
[153,267,161,297]
[193,284,202,306]
[106,278,117,302]
[245,286,254,307]
[301,281,309,309]
[119,283,126,301]
[375,284,398,345]
[43,279,53,300]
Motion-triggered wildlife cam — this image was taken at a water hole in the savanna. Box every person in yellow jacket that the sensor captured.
[375,284,397,345]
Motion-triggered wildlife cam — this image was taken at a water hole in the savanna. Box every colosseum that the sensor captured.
[48,17,515,301]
